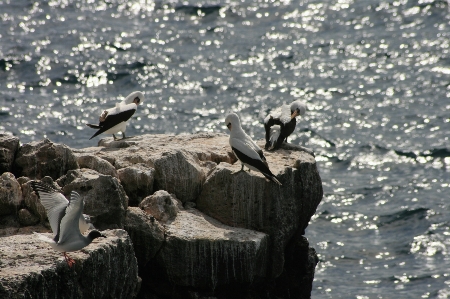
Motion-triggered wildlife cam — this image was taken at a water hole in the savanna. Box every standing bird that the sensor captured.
[225,113,282,185]
[31,181,106,267]
[264,100,307,150]
[86,91,144,140]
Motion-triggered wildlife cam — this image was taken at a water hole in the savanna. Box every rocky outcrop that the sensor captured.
[0,133,322,299]
[0,229,140,299]
[196,146,323,278]
[13,138,79,180]
[0,134,19,174]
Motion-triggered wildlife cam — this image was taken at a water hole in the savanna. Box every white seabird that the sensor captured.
[86,91,144,140]
[225,112,282,185]
[31,181,105,267]
[264,100,307,150]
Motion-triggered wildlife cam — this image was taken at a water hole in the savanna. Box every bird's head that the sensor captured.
[125,91,145,106]
[290,101,307,119]
[225,112,240,131]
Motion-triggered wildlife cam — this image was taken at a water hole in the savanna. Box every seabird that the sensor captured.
[264,100,307,150]
[86,91,144,140]
[225,112,282,185]
[31,181,94,234]
[31,181,105,267]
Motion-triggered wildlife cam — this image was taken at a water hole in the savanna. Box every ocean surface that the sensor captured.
[1,0,449,298]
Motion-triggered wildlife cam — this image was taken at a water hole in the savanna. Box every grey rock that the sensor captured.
[196,144,323,278]
[118,164,155,206]
[0,172,22,216]
[0,134,20,174]
[17,208,40,226]
[13,138,79,180]
[139,190,182,223]
[76,154,118,178]
[124,207,165,268]
[0,229,139,299]
[57,169,128,230]
[154,208,269,291]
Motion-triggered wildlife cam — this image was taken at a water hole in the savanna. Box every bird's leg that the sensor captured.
[122,132,127,139]
[233,164,245,175]
[63,252,75,268]
[113,134,118,140]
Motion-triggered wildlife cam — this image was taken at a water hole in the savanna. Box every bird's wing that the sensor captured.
[58,191,84,245]
[244,134,266,161]
[264,106,283,124]
[30,181,69,238]
[279,104,292,125]
[89,104,137,139]
[230,137,262,161]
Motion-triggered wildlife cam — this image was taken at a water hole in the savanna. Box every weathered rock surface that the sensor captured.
[0,229,139,299]
[141,208,269,298]
[57,169,129,230]
[76,153,118,178]
[0,172,22,216]
[118,164,155,206]
[13,138,79,180]
[139,190,182,223]
[0,134,20,174]
[124,207,165,269]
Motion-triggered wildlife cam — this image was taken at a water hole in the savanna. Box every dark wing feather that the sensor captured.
[89,108,136,139]
[232,147,273,177]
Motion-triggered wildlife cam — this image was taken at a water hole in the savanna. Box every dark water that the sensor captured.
[1,0,450,298]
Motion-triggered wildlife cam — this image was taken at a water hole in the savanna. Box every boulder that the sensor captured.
[117,164,155,206]
[76,154,118,178]
[0,134,20,174]
[57,169,128,230]
[147,208,269,294]
[124,207,165,269]
[0,229,140,299]
[196,145,323,278]
[0,172,22,216]
[17,208,40,226]
[13,138,79,180]
[139,190,182,223]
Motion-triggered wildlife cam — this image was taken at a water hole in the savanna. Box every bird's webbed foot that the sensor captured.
[63,252,76,268]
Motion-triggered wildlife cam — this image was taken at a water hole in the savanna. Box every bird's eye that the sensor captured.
[134,97,140,103]
[227,123,231,128]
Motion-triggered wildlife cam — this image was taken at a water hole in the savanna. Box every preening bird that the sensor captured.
[31,181,105,267]
[86,91,144,140]
[264,100,307,150]
[225,113,282,185]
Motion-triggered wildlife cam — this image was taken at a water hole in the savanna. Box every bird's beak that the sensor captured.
[291,110,299,119]
[227,123,232,130]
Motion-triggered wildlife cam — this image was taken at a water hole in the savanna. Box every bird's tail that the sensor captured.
[262,173,282,185]
[270,175,282,185]
[268,125,281,150]
[86,123,101,129]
